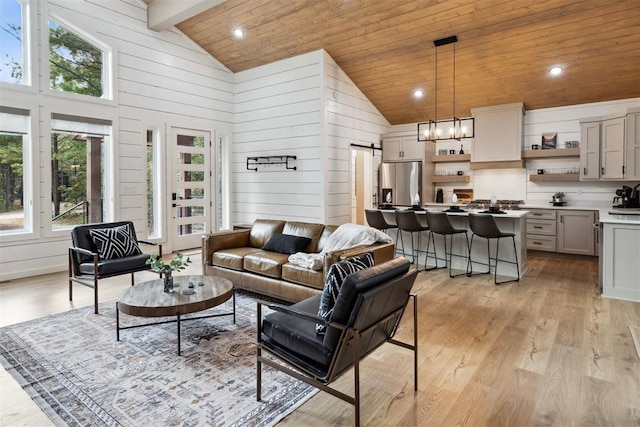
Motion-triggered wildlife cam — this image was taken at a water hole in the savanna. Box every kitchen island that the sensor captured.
[599,211,640,303]
[380,207,528,279]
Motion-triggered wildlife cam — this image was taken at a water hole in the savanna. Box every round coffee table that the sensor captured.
[116,275,234,355]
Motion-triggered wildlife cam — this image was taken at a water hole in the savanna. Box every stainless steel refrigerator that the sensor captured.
[379,162,422,206]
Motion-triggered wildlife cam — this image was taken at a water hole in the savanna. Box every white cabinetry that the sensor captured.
[579,110,640,181]
[557,210,597,256]
[526,209,556,252]
[602,222,640,302]
[470,102,524,162]
[626,111,640,180]
[382,136,423,162]
[580,121,601,180]
[601,117,625,180]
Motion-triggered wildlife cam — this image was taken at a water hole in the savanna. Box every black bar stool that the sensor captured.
[467,213,520,285]
[424,211,470,277]
[365,209,401,256]
[395,210,430,266]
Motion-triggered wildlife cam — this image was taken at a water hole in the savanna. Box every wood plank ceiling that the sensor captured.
[176,0,640,125]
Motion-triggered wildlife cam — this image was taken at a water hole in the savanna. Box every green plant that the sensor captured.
[553,192,565,199]
[146,252,192,276]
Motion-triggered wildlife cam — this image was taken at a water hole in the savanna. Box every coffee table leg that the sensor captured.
[232,290,236,324]
[116,302,120,341]
[177,313,181,356]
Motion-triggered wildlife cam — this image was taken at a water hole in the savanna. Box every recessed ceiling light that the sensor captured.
[413,89,424,98]
[549,66,563,76]
[233,28,244,38]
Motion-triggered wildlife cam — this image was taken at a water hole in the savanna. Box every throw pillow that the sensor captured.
[89,224,141,260]
[316,252,374,334]
[262,233,311,255]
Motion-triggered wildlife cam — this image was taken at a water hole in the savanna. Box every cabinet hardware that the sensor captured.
[533,241,542,245]
[533,226,543,229]
[533,213,543,216]
[601,167,605,175]
[622,166,625,174]
[583,167,586,175]
[560,215,563,223]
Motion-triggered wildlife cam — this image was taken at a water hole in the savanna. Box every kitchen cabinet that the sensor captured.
[470,102,524,163]
[382,136,423,162]
[557,210,597,255]
[601,117,625,180]
[579,112,639,181]
[626,111,640,180]
[580,121,601,180]
[602,221,640,302]
[526,208,597,255]
[526,209,557,252]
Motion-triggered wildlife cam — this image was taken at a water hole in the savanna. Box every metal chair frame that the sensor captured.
[467,214,520,285]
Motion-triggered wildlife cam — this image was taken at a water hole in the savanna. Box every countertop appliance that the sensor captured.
[613,184,640,208]
[379,161,422,207]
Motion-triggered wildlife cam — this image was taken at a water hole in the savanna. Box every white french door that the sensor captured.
[169,127,211,250]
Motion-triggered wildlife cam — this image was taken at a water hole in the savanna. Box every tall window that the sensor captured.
[48,19,105,98]
[0,0,28,85]
[146,128,162,239]
[0,106,30,234]
[50,114,111,229]
[216,135,230,230]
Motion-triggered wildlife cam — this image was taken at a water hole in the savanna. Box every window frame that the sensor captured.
[0,100,39,243]
[41,10,117,105]
[42,106,116,239]
[0,0,37,91]
[145,125,165,242]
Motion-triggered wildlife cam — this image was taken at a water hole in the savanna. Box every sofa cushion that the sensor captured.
[282,222,325,253]
[316,225,337,252]
[212,247,262,271]
[249,220,286,248]
[316,252,374,334]
[79,253,151,277]
[282,262,325,290]
[262,233,312,255]
[244,251,290,279]
[88,224,141,260]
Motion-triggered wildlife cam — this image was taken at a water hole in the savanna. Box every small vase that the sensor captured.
[163,274,174,293]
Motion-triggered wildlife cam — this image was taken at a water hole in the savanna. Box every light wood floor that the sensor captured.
[1,251,639,426]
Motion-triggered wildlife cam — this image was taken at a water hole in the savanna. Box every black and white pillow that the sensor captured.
[316,252,374,334]
[89,224,141,260]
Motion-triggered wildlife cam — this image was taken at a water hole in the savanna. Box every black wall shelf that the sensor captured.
[246,155,297,171]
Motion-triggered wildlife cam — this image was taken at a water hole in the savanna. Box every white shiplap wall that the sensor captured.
[232,50,388,225]
[323,51,388,225]
[0,0,234,281]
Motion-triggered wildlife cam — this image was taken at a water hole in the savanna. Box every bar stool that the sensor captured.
[395,211,430,266]
[425,211,470,277]
[467,213,520,285]
[365,209,401,256]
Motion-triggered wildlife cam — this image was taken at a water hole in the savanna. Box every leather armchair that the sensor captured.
[68,221,162,314]
[256,257,418,426]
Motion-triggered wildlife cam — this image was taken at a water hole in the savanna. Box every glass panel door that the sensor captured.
[170,128,211,250]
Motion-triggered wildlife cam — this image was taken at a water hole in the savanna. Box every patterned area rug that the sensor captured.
[0,291,317,426]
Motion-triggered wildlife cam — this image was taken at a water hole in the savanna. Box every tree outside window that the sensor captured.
[0,0,25,84]
[48,20,104,97]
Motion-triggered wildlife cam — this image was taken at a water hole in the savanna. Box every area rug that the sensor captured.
[0,291,317,426]
[630,325,640,360]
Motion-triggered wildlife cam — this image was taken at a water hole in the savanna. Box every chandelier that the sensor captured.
[417,35,474,142]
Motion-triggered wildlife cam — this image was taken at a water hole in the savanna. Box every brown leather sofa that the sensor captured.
[201,219,395,302]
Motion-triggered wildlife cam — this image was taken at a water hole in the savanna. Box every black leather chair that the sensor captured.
[257,258,418,426]
[68,221,162,313]
[467,213,520,285]
[425,211,470,277]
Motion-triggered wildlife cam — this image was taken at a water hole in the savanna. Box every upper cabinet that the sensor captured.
[470,102,524,163]
[627,111,640,180]
[579,108,639,181]
[382,136,424,162]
